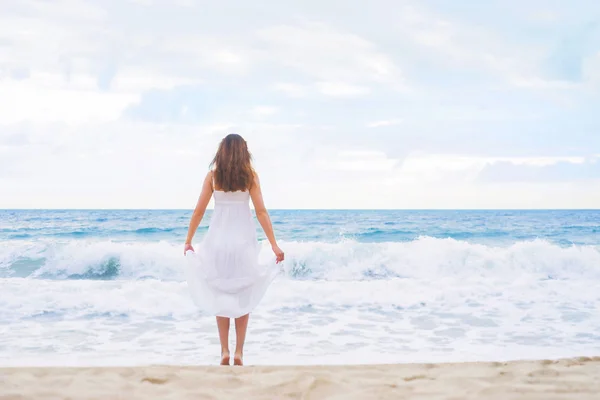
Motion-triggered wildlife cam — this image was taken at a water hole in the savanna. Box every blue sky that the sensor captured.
[0,0,599,208]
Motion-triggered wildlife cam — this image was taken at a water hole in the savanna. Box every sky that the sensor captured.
[0,0,599,209]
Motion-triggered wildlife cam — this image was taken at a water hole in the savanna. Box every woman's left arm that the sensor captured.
[184,171,213,254]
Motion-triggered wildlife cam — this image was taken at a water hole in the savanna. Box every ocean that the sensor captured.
[1,209,599,366]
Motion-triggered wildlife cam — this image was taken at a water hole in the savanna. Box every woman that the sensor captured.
[183,133,284,366]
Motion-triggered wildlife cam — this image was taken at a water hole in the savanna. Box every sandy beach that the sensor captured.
[1,357,599,399]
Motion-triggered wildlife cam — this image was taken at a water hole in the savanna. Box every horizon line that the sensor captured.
[1,208,599,212]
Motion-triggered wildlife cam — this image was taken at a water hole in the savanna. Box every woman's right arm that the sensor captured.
[184,171,213,255]
[250,172,284,263]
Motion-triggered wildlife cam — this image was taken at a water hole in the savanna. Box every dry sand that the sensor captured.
[1,357,599,399]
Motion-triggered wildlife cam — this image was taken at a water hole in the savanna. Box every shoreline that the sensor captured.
[2,357,599,399]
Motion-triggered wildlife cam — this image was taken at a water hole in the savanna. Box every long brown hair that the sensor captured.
[209,133,255,192]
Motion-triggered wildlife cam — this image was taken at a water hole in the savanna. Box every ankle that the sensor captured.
[222,348,230,355]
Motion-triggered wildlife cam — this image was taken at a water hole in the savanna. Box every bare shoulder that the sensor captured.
[204,170,214,189]
[248,171,261,194]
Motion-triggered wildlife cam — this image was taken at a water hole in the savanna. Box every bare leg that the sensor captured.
[216,316,230,365]
[234,314,249,366]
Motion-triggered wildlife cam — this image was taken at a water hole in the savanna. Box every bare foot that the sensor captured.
[220,351,230,366]
[234,352,243,366]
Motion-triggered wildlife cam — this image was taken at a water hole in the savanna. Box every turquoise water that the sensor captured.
[2,209,600,244]
[1,209,599,365]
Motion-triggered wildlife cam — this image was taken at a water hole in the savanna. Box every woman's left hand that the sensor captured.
[271,244,285,264]
[184,243,194,255]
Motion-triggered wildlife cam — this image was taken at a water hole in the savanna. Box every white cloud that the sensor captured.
[0,0,598,208]
[0,77,139,124]
[583,52,600,85]
[128,34,254,77]
[529,10,559,23]
[15,0,107,21]
[316,82,371,98]
[394,4,566,88]
[128,0,154,5]
[510,77,580,89]
[273,83,308,98]
[257,22,403,86]
[0,119,307,208]
[128,0,197,6]
[408,154,587,170]
[251,106,279,117]
[274,81,372,98]
[500,156,587,166]
[314,150,399,172]
[110,69,202,92]
[367,119,403,128]
[214,50,244,66]
[378,153,595,188]
[478,156,600,183]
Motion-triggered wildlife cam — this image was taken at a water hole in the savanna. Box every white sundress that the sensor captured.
[183,185,279,318]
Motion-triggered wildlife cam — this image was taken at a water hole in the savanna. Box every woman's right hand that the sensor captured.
[184,243,194,255]
[272,244,285,264]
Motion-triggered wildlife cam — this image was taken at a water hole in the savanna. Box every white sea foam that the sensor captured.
[1,237,599,366]
[1,263,599,365]
[1,237,599,281]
